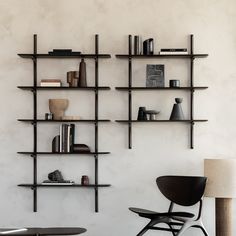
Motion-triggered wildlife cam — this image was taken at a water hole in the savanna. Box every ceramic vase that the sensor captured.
[49,99,69,120]
[170,98,185,120]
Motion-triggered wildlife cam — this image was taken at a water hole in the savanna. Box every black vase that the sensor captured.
[143,38,154,55]
[78,59,87,87]
[170,98,185,120]
[137,107,147,120]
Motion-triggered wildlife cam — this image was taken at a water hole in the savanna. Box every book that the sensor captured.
[59,124,75,153]
[41,79,62,82]
[160,48,187,52]
[40,83,61,87]
[42,180,74,185]
[159,51,188,55]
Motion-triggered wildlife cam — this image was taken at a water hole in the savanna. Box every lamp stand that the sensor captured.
[215,198,232,236]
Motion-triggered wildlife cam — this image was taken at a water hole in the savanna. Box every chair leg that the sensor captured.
[176,221,192,236]
[167,223,176,236]
[136,219,158,236]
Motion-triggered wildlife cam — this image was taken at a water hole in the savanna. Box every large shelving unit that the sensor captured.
[116,34,208,149]
[18,34,111,212]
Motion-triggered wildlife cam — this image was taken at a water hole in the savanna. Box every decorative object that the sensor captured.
[146,64,165,87]
[137,107,147,121]
[73,144,90,153]
[129,176,208,236]
[143,38,154,55]
[52,135,60,153]
[78,59,87,87]
[81,175,89,185]
[204,159,236,236]
[145,110,160,120]
[45,113,53,120]
[169,79,180,88]
[49,99,69,120]
[67,71,79,87]
[48,170,64,182]
[134,36,141,55]
[169,98,185,120]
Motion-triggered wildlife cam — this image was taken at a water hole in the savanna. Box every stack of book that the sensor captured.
[42,180,75,185]
[60,124,75,153]
[159,48,188,55]
[40,79,62,87]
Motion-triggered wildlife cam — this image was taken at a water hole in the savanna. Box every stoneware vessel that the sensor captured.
[49,99,69,120]
[170,98,184,120]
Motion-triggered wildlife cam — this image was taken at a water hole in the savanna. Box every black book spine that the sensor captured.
[160,48,187,52]
[70,124,75,152]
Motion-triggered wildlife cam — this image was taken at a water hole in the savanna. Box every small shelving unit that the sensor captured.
[18,34,111,212]
[116,34,208,149]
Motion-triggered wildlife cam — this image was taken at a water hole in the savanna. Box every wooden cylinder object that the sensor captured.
[215,198,232,236]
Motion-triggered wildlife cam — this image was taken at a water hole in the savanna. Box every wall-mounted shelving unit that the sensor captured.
[115,34,208,149]
[17,34,111,212]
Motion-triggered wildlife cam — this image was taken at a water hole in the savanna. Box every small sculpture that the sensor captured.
[170,98,185,120]
[137,107,147,120]
[48,170,64,182]
[78,59,87,87]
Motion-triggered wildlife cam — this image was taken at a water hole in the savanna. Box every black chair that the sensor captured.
[129,176,208,236]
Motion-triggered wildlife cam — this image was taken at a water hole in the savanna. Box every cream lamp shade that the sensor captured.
[204,159,236,198]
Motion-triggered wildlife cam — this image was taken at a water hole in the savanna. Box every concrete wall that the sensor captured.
[0,0,236,235]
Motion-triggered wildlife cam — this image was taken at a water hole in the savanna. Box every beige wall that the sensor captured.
[0,0,236,235]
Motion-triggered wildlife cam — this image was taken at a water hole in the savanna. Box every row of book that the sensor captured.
[60,124,75,153]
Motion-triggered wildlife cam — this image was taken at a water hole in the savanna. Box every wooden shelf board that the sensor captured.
[18,53,111,59]
[18,184,111,187]
[116,54,208,58]
[17,86,110,90]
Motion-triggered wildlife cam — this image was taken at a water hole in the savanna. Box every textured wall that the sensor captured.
[0,0,236,235]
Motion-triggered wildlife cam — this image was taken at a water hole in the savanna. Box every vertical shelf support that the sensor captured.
[94,34,99,212]
[128,35,132,149]
[190,34,195,149]
[33,34,38,212]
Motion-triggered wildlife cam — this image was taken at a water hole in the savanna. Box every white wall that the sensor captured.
[0,0,236,235]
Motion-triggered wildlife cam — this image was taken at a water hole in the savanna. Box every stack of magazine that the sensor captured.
[159,48,188,55]
[60,124,75,153]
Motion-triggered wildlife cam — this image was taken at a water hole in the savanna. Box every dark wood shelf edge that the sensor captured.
[18,184,111,187]
[17,152,110,155]
[116,87,208,90]
[115,120,208,123]
[18,54,111,59]
[17,86,111,90]
[116,54,208,58]
[17,119,111,122]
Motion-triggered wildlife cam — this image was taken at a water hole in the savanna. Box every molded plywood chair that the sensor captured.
[129,176,208,236]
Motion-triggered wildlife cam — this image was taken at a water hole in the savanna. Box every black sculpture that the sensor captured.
[48,170,64,182]
[143,38,154,55]
[170,98,185,120]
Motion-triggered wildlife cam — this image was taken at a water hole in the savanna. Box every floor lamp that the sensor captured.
[204,159,236,236]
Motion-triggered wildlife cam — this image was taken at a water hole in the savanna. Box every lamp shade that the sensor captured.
[204,159,236,198]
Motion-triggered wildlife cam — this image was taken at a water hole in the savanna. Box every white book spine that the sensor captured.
[159,51,188,55]
[40,83,61,87]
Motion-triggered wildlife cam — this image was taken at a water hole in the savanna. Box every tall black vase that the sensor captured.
[78,58,87,87]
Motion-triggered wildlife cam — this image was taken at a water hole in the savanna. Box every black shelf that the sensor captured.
[18,184,111,188]
[18,119,111,123]
[116,54,208,58]
[116,87,208,90]
[18,54,111,59]
[17,34,111,213]
[116,34,208,149]
[116,120,208,123]
[17,86,110,91]
[17,151,110,155]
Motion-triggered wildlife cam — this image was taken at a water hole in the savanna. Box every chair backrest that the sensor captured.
[156,176,207,206]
